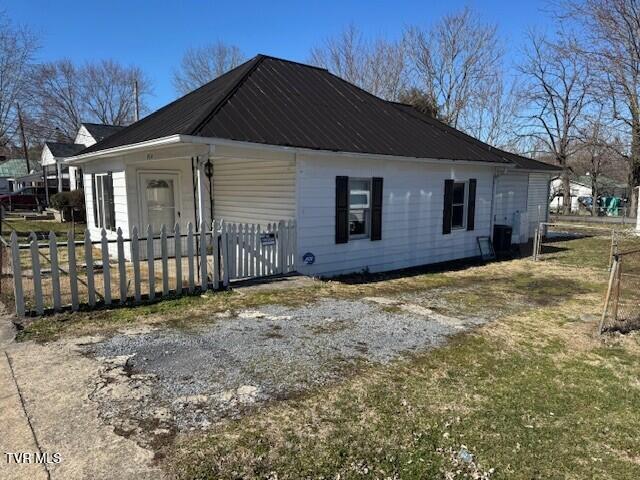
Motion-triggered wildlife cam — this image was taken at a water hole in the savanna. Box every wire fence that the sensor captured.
[533,222,640,272]
[2,219,296,316]
[600,249,640,334]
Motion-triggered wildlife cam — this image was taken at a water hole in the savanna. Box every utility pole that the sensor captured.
[134,80,140,122]
[16,103,30,172]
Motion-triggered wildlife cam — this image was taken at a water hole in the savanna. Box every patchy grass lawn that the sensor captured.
[163,263,640,480]
[13,233,640,478]
[2,216,86,239]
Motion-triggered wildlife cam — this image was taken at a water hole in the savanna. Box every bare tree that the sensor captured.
[82,60,151,125]
[0,12,38,150]
[173,41,245,95]
[574,105,626,213]
[310,24,407,101]
[519,32,591,214]
[29,59,84,141]
[404,7,504,130]
[397,87,438,117]
[561,0,640,216]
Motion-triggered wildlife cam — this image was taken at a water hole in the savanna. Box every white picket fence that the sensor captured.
[4,220,296,316]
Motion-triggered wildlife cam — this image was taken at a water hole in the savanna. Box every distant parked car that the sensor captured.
[0,186,47,211]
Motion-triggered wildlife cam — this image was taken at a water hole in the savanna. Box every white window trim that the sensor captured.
[451,180,468,231]
[93,173,114,231]
[348,177,371,240]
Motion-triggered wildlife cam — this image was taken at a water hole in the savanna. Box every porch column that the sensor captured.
[56,161,63,192]
[196,156,208,227]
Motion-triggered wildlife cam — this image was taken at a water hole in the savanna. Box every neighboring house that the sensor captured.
[41,142,84,193]
[40,123,125,195]
[68,54,558,276]
[550,175,627,213]
[0,158,30,193]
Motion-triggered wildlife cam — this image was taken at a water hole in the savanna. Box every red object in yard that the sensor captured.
[0,187,47,211]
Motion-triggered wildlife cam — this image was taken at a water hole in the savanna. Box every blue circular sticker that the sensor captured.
[302,252,315,265]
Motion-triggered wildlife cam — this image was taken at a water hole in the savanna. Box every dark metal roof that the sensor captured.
[81,123,125,142]
[45,142,85,158]
[391,102,560,172]
[82,55,516,164]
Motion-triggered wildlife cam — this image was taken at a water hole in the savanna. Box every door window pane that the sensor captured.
[146,179,176,233]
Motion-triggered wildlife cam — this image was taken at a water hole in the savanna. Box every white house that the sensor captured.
[40,123,124,194]
[68,55,558,276]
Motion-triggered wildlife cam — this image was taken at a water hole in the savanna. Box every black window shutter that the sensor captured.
[443,179,454,235]
[106,172,116,230]
[335,176,349,244]
[371,177,383,241]
[91,173,98,228]
[467,178,477,231]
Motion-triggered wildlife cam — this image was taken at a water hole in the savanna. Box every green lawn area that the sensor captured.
[1,216,86,240]
[161,261,640,480]
[14,231,640,479]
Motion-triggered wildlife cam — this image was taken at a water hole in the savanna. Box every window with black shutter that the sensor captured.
[335,176,349,244]
[336,176,382,243]
[467,179,477,231]
[443,179,471,234]
[371,177,383,241]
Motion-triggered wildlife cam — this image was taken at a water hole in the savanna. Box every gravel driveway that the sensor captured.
[85,296,486,449]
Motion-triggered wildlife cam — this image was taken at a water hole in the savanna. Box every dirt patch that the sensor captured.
[83,297,485,449]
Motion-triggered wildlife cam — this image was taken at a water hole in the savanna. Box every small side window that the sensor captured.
[349,178,371,239]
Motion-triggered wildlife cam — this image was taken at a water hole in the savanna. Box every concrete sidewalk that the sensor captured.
[0,312,163,480]
[0,316,47,480]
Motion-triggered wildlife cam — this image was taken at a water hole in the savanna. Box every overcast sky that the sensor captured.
[4,0,557,110]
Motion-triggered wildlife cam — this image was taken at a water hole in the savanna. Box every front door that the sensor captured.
[139,172,181,234]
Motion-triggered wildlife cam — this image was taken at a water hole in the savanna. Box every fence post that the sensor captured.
[49,231,61,311]
[221,222,229,287]
[200,221,208,291]
[278,220,285,274]
[533,227,539,261]
[256,224,263,276]
[187,222,195,293]
[161,224,169,296]
[9,232,24,316]
[212,221,220,288]
[30,233,43,315]
[117,227,127,304]
[599,255,620,334]
[101,229,111,305]
[84,229,95,306]
[174,223,182,295]
[131,226,141,303]
[67,231,79,311]
[147,225,155,300]
[608,230,618,271]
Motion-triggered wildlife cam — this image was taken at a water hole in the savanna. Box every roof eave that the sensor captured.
[66,134,185,164]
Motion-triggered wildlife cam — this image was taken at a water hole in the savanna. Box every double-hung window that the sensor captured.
[92,173,116,231]
[348,178,371,238]
[451,182,467,229]
[336,176,383,243]
[443,178,477,234]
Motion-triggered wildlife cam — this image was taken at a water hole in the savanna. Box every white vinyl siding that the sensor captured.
[494,172,529,244]
[213,155,296,225]
[296,154,495,276]
[527,173,551,237]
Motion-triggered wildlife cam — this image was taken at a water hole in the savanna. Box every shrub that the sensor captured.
[50,189,85,210]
